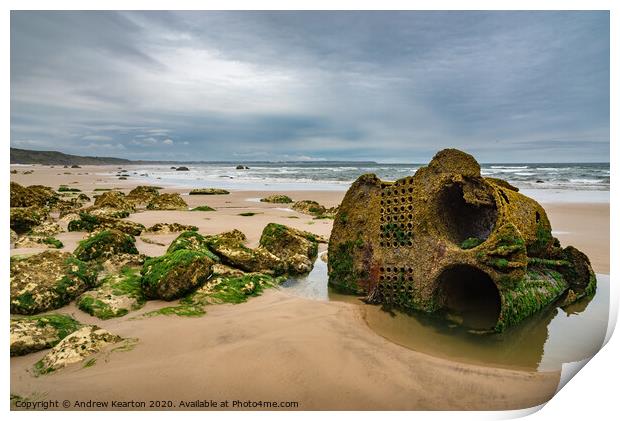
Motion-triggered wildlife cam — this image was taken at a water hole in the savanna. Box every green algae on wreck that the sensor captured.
[327,148,596,332]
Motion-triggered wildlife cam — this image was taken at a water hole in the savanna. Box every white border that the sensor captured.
[3,1,617,420]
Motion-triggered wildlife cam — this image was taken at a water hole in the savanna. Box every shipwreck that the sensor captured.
[328,149,596,332]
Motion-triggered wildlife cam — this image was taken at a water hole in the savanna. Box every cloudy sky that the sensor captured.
[11,11,609,162]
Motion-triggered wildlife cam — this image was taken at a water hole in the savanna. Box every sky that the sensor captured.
[10,11,609,163]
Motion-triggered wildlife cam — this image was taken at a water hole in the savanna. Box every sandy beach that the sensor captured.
[9,164,610,410]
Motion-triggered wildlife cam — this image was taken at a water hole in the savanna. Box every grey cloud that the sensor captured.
[10,11,609,162]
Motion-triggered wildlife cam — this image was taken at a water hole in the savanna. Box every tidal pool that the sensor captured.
[281,254,609,372]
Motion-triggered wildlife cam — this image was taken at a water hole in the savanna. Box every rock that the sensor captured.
[175,166,190,171]
[211,263,246,278]
[206,230,285,274]
[10,314,82,356]
[55,197,88,217]
[141,249,216,300]
[100,253,147,274]
[10,182,59,208]
[236,165,250,170]
[30,221,62,237]
[10,206,49,234]
[77,269,145,319]
[14,235,63,249]
[127,185,160,205]
[292,200,338,218]
[34,326,121,375]
[92,191,135,213]
[259,223,320,274]
[188,188,230,195]
[145,222,198,235]
[327,148,595,332]
[146,193,188,210]
[58,185,81,192]
[73,229,139,262]
[68,212,145,236]
[167,231,216,254]
[320,252,328,263]
[71,164,81,168]
[10,251,99,314]
[260,194,293,204]
[184,273,283,306]
[10,229,18,245]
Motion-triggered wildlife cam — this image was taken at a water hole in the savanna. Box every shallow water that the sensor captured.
[281,255,609,372]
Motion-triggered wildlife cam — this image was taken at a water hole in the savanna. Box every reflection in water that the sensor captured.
[281,254,609,372]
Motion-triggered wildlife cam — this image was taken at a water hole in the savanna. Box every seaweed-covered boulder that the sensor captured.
[145,222,198,234]
[34,326,122,375]
[292,200,338,218]
[167,230,216,255]
[141,250,216,300]
[189,188,230,195]
[10,182,59,208]
[73,229,139,262]
[77,269,145,319]
[14,235,63,249]
[146,193,188,210]
[10,206,49,234]
[10,314,82,356]
[259,223,320,274]
[30,221,62,237]
[328,148,596,332]
[10,251,99,314]
[206,231,285,274]
[55,197,88,217]
[127,185,160,205]
[184,273,284,306]
[68,212,145,235]
[92,191,135,212]
[260,194,293,204]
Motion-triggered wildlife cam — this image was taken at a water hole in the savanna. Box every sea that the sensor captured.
[104,162,610,203]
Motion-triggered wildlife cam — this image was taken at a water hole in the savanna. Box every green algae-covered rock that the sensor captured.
[328,148,596,332]
[10,251,99,315]
[146,193,188,210]
[34,326,122,375]
[260,194,293,204]
[92,190,135,212]
[30,221,62,237]
[188,188,229,195]
[10,206,49,234]
[292,200,338,218]
[259,223,320,274]
[73,229,138,262]
[206,230,285,274]
[141,249,216,300]
[77,268,145,319]
[166,230,218,257]
[127,185,160,205]
[68,212,145,235]
[183,273,285,306]
[14,235,64,249]
[145,222,198,234]
[10,182,59,208]
[10,314,82,356]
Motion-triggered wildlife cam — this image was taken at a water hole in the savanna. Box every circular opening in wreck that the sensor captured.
[435,265,501,330]
[435,183,497,246]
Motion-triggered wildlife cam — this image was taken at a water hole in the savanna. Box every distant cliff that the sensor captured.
[10,148,132,165]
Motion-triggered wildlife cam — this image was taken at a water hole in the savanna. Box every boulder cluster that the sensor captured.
[10,180,326,374]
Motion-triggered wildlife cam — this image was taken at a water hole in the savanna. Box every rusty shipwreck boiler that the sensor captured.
[327,149,596,332]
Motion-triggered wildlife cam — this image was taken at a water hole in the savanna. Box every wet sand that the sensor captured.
[9,164,609,410]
